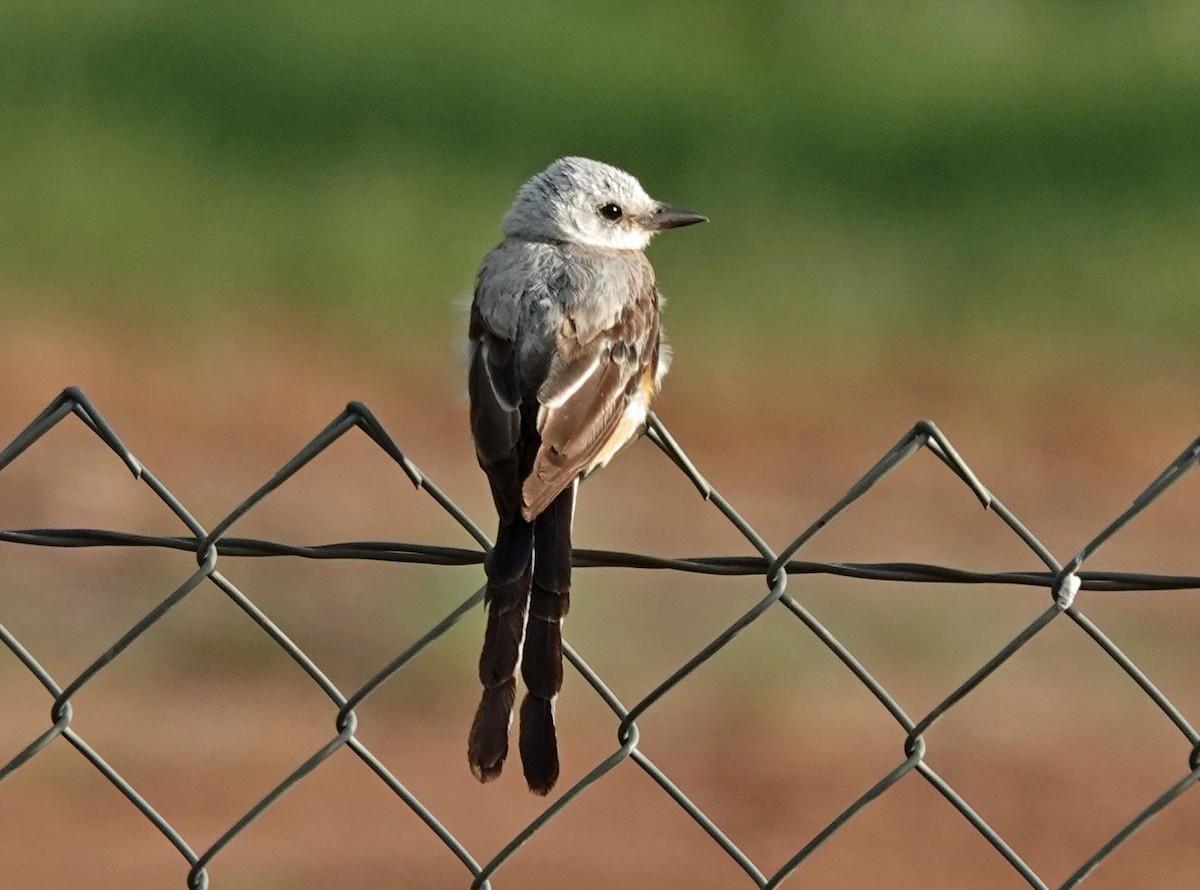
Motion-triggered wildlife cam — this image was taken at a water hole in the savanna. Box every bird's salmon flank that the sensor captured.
[466,157,706,794]
[586,364,658,476]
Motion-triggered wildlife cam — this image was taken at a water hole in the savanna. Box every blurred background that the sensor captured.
[1,2,1198,887]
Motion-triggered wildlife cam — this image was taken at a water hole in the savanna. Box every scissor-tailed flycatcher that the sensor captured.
[466,157,706,794]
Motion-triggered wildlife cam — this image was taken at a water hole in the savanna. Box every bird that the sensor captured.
[466,157,706,794]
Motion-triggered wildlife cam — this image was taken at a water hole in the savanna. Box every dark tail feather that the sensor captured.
[520,485,574,794]
[518,693,558,794]
[468,678,517,783]
[468,518,533,783]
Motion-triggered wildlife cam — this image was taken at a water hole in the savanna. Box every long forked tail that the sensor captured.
[519,483,575,795]
[468,517,533,783]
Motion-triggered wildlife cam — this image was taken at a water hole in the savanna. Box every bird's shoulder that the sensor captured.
[476,239,656,299]
[473,238,658,341]
[557,245,658,348]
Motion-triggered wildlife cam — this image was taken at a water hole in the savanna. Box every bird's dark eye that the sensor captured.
[599,203,623,221]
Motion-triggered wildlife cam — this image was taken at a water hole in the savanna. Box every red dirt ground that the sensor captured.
[1,314,1197,888]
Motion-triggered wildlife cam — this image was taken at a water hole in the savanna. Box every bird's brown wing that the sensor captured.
[520,292,659,520]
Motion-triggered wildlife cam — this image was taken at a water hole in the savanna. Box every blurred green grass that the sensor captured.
[2,0,1198,343]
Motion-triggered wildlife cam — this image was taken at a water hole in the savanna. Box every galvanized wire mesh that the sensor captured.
[1,386,1198,889]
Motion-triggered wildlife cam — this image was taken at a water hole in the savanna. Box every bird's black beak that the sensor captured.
[642,204,708,231]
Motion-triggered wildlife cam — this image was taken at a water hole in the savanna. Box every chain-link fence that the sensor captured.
[1,386,1198,888]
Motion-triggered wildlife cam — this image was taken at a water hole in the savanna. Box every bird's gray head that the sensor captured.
[502,157,706,251]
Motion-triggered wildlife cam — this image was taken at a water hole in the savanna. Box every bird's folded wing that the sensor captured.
[469,325,525,522]
[521,304,656,520]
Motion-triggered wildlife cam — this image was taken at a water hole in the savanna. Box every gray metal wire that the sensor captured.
[1,386,1197,888]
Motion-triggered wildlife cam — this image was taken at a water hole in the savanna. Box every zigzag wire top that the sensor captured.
[0,387,1197,888]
